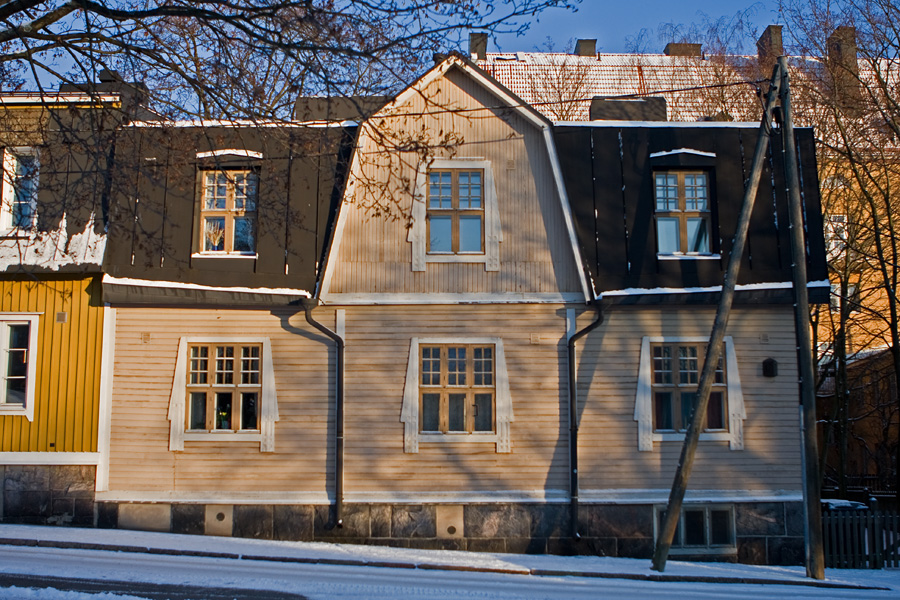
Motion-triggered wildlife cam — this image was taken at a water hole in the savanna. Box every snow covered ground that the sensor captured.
[0,524,898,599]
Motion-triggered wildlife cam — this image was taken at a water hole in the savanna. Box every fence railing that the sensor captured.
[823,509,900,569]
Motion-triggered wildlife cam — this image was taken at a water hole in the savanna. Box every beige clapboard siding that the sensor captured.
[328,66,582,296]
[341,304,570,493]
[575,305,803,492]
[107,307,336,494]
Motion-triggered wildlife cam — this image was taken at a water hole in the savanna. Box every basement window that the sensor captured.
[655,504,736,554]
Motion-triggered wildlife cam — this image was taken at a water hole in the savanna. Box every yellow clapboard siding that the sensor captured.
[0,276,104,453]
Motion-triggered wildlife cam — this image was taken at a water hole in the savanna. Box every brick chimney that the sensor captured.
[757,25,783,70]
[827,26,860,108]
[575,39,597,58]
[664,43,702,57]
[470,32,488,61]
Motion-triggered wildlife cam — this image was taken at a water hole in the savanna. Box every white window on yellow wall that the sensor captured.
[0,313,40,421]
[168,337,278,452]
[1,147,39,233]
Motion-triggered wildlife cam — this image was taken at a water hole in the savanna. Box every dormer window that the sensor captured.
[1,147,39,232]
[198,169,258,255]
[427,170,484,254]
[654,171,711,255]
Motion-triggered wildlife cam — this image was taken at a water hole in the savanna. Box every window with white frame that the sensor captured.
[634,336,745,451]
[1,147,39,232]
[650,342,727,433]
[655,504,736,554]
[168,337,278,452]
[401,337,512,452]
[0,314,39,421]
[654,171,712,255]
[824,214,848,262]
[197,169,258,255]
[409,159,501,271]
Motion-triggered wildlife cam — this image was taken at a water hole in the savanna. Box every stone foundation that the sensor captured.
[95,500,805,565]
[0,465,96,526]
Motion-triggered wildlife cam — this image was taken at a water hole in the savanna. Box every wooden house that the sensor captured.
[95,55,828,565]
[0,81,139,524]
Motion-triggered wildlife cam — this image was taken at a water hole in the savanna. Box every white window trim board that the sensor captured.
[1,147,39,233]
[409,158,501,272]
[401,336,513,453]
[168,336,279,452]
[0,313,40,421]
[633,335,745,451]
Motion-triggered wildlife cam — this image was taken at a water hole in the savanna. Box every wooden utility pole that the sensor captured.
[778,55,825,580]
[651,63,784,572]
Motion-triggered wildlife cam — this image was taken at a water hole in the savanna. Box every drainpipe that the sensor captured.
[301,297,344,528]
[568,301,603,539]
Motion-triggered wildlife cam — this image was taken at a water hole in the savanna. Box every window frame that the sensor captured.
[653,170,715,258]
[168,336,278,452]
[0,313,40,421]
[425,169,486,256]
[409,158,501,271]
[418,343,497,434]
[194,168,259,257]
[1,147,39,234]
[650,342,728,433]
[401,337,513,453]
[185,343,263,433]
[654,504,737,555]
[635,336,745,451]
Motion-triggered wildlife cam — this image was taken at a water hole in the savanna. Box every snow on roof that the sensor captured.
[102,275,311,297]
[601,280,830,298]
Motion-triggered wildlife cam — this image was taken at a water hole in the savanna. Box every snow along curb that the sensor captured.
[0,537,887,591]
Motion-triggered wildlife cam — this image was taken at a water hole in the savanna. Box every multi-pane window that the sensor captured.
[2,148,39,231]
[825,214,848,262]
[186,343,261,432]
[651,343,727,432]
[420,343,495,433]
[654,171,711,254]
[657,505,735,552]
[1,321,31,406]
[199,170,258,254]
[427,169,484,254]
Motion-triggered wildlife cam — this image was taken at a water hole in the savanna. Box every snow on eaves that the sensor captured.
[600,280,830,298]
[0,215,104,272]
[103,275,311,297]
[649,148,716,158]
[125,119,356,128]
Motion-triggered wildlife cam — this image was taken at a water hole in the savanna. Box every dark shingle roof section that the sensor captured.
[553,123,828,303]
[104,123,355,305]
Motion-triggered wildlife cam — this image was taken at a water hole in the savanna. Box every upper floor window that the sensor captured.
[0,314,39,421]
[198,170,258,255]
[409,158,501,271]
[427,170,484,254]
[654,171,711,255]
[1,147,39,232]
[825,214,848,262]
[651,343,726,432]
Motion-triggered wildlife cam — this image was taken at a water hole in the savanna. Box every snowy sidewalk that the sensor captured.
[0,524,896,592]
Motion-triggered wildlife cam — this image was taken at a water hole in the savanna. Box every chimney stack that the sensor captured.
[664,43,702,57]
[757,25,783,67]
[827,26,860,108]
[470,32,488,61]
[575,39,597,58]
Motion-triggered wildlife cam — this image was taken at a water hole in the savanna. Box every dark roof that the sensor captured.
[103,122,355,305]
[553,122,828,303]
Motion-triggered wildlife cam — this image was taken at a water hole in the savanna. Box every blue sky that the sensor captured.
[491,0,782,53]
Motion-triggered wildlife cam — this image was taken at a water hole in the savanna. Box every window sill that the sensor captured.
[654,431,731,443]
[419,432,499,444]
[425,254,488,264]
[191,252,258,259]
[0,228,35,240]
[184,431,263,443]
[0,404,27,415]
[656,253,721,261]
